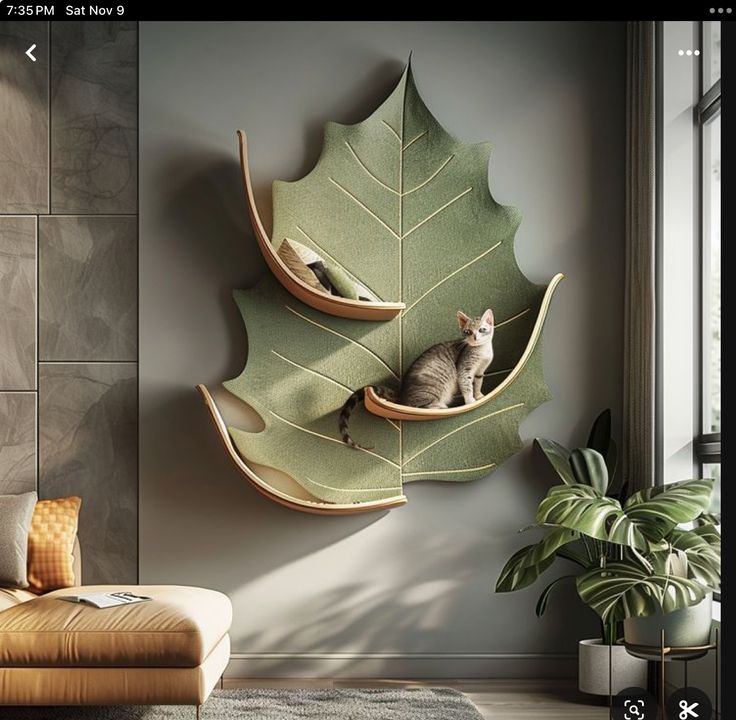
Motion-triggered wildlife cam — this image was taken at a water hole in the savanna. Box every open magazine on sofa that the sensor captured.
[61,592,152,609]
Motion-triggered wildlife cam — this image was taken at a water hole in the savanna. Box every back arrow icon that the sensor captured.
[26,44,37,62]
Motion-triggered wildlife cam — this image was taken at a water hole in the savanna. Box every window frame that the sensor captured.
[696,21,721,602]
[695,27,721,466]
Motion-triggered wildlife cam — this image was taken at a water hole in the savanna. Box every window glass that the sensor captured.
[703,113,721,434]
[703,21,721,90]
[702,463,721,515]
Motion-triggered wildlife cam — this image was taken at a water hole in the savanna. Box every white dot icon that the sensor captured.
[679,50,685,55]
[687,50,693,56]
[718,7,724,12]
[695,50,701,56]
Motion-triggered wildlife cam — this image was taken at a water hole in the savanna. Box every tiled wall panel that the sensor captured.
[1,22,138,584]
[0,22,49,214]
[0,217,36,389]
[0,393,36,494]
[39,363,137,584]
[51,22,137,214]
[39,216,137,361]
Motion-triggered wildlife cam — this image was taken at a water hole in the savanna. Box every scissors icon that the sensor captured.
[679,699,700,719]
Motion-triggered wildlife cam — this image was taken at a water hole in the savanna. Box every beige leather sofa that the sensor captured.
[0,540,231,717]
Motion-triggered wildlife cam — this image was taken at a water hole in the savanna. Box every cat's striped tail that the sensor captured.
[339,386,398,449]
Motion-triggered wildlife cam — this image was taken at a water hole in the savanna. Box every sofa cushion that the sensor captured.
[0,585,232,668]
[0,588,37,613]
[0,491,37,589]
[27,496,81,593]
[0,636,231,706]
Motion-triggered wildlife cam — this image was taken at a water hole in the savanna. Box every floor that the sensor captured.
[224,678,610,719]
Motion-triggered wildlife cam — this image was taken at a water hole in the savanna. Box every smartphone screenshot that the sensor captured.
[0,12,727,720]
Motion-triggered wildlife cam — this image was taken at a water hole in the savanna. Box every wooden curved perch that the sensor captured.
[196,384,408,514]
[364,273,565,421]
[238,130,405,321]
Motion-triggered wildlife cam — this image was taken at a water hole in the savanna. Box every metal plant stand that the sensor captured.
[612,628,720,719]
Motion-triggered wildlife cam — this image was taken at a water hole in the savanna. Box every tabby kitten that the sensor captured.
[339,309,495,449]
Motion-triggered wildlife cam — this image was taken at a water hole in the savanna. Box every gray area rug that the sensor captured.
[0,688,484,719]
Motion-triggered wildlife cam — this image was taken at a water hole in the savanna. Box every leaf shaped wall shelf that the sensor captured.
[199,61,564,513]
[363,272,564,421]
[239,132,405,321]
[197,384,408,514]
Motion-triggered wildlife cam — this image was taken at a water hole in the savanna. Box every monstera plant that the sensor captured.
[202,61,564,512]
[495,410,720,693]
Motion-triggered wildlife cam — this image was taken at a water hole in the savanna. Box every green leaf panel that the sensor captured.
[223,64,560,507]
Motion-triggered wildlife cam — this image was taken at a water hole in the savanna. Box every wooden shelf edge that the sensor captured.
[196,384,408,514]
[237,130,404,321]
[364,273,565,421]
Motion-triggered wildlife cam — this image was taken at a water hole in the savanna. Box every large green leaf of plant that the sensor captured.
[586,409,612,455]
[624,479,714,542]
[665,527,721,589]
[586,409,619,493]
[535,575,577,617]
[536,484,649,550]
[224,64,556,504]
[691,523,721,545]
[535,414,617,493]
[577,561,707,624]
[495,527,577,592]
[495,543,557,593]
[569,448,608,495]
[535,438,576,486]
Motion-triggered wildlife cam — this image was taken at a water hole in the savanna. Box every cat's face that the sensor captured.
[457,309,494,346]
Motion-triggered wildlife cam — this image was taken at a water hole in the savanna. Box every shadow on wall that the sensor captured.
[241,544,463,651]
[225,492,592,670]
[159,151,259,381]
[140,389,389,585]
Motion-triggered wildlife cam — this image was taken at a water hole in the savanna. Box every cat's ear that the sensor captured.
[481,308,495,327]
[457,310,471,329]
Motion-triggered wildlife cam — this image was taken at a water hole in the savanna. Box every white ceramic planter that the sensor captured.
[623,594,713,660]
[578,639,648,696]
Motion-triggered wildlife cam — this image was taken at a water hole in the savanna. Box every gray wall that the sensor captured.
[139,21,625,678]
[0,22,138,585]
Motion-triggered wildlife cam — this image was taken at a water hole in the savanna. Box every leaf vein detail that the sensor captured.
[403,240,502,315]
[495,307,531,328]
[403,129,428,151]
[285,305,399,380]
[328,177,400,239]
[403,187,473,238]
[271,350,352,394]
[381,119,401,142]
[305,476,402,494]
[485,368,513,377]
[344,141,399,195]
[270,411,400,468]
[403,402,525,466]
[403,155,454,196]
[402,462,496,477]
[272,350,398,434]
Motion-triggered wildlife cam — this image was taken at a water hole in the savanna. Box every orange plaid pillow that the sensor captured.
[27,497,81,593]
